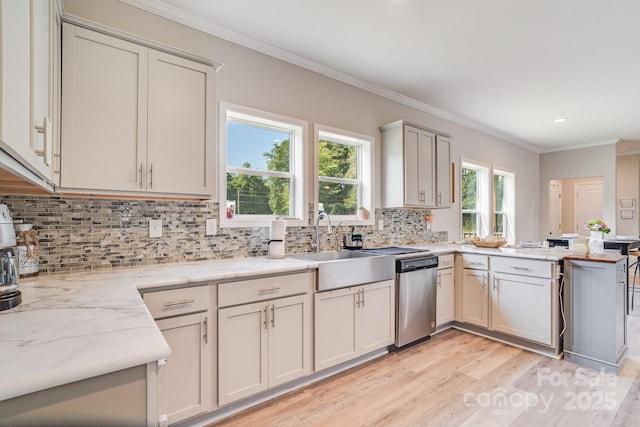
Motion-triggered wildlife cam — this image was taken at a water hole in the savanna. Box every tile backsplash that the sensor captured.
[0,195,447,274]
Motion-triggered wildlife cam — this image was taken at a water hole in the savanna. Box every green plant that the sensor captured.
[585,219,611,234]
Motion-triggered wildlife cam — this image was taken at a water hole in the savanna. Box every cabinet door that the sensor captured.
[461,269,489,327]
[268,294,311,386]
[147,51,215,196]
[218,302,268,405]
[156,312,211,424]
[0,0,31,165]
[491,273,552,345]
[29,0,53,179]
[61,24,148,191]
[436,268,455,326]
[314,288,357,371]
[403,125,435,206]
[357,280,395,353]
[435,135,451,207]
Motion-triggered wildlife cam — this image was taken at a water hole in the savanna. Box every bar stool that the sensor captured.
[629,249,640,310]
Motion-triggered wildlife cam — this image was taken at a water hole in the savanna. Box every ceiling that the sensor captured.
[123,0,640,153]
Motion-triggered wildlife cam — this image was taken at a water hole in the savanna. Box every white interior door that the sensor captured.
[574,181,604,234]
[548,180,562,236]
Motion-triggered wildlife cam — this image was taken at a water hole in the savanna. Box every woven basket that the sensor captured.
[470,238,506,248]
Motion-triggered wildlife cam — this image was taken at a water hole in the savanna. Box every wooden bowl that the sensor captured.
[470,238,506,248]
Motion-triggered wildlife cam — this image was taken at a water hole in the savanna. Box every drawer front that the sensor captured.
[460,254,489,270]
[144,285,210,319]
[492,256,555,278]
[218,272,312,308]
[437,254,454,270]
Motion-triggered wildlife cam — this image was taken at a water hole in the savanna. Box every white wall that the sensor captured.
[62,0,542,242]
[539,144,617,239]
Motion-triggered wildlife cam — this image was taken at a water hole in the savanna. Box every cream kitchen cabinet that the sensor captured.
[460,254,490,328]
[436,254,455,328]
[217,273,313,406]
[490,257,557,346]
[380,120,452,208]
[1,0,58,188]
[314,279,395,371]
[143,285,213,425]
[61,23,215,197]
[456,253,559,348]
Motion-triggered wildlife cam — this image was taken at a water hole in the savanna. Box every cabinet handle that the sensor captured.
[493,276,498,291]
[511,266,532,271]
[271,304,275,328]
[437,275,441,287]
[149,164,154,189]
[355,289,361,308]
[361,289,365,307]
[468,262,484,266]
[163,298,194,307]
[34,117,51,166]
[437,192,442,205]
[263,306,268,330]
[482,274,487,290]
[203,316,208,344]
[258,286,280,293]
[139,163,144,188]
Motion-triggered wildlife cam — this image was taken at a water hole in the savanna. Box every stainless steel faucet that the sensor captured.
[315,211,333,252]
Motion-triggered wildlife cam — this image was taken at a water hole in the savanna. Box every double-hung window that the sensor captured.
[461,160,514,242]
[315,125,373,223]
[220,103,307,226]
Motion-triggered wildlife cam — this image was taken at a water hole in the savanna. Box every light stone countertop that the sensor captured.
[406,243,572,261]
[0,244,596,402]
[0,257,316,402]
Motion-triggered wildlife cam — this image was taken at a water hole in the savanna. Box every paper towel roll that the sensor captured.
[268,241,285,259]
[269,220,287,240]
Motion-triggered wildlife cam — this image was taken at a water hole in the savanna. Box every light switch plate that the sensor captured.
[149,219,162,238]
[378,219,384,231]
[205,218,217,236]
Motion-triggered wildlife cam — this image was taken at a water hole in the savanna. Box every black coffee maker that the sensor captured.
[0,204,21,311]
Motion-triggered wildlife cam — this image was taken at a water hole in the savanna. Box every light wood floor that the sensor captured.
[211,297,640,427]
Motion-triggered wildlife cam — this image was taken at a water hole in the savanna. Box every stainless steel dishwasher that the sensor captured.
[395,255,439,348]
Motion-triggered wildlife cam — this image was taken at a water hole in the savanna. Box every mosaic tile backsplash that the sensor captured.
[0,195,447,274]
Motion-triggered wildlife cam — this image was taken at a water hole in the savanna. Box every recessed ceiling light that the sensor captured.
[553,117,568,123]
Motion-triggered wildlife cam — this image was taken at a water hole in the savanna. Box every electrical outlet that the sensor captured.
[378,219,384,231]
[205,218,217,236]
[149,219,162,238]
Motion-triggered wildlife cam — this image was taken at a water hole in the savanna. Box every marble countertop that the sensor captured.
[408,243,571,261]
[0,257,315,402]
[0,243,613,402]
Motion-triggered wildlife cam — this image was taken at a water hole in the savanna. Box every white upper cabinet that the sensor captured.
[60,23,216,198]
[381,120,452,208]
[1,0,58,187]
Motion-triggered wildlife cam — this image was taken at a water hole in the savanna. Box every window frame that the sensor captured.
[492,167,516,243]
[314,124,374,226]
[219,102,308,228]
[460,159,491,240]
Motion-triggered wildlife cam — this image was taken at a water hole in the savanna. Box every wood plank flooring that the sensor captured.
[210,300,640,427]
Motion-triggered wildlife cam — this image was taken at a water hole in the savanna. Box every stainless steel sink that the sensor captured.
[290,251,395,291]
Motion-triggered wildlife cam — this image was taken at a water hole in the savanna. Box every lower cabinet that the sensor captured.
[315,280,395,371]
[217,272,313,406]
[142,285,213,425]
[490,273,553,345]
[457,254,559,348]
[436,262,454,327]
[156,312,211,424]
[461,268,489,328]
[218,294,311,405]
